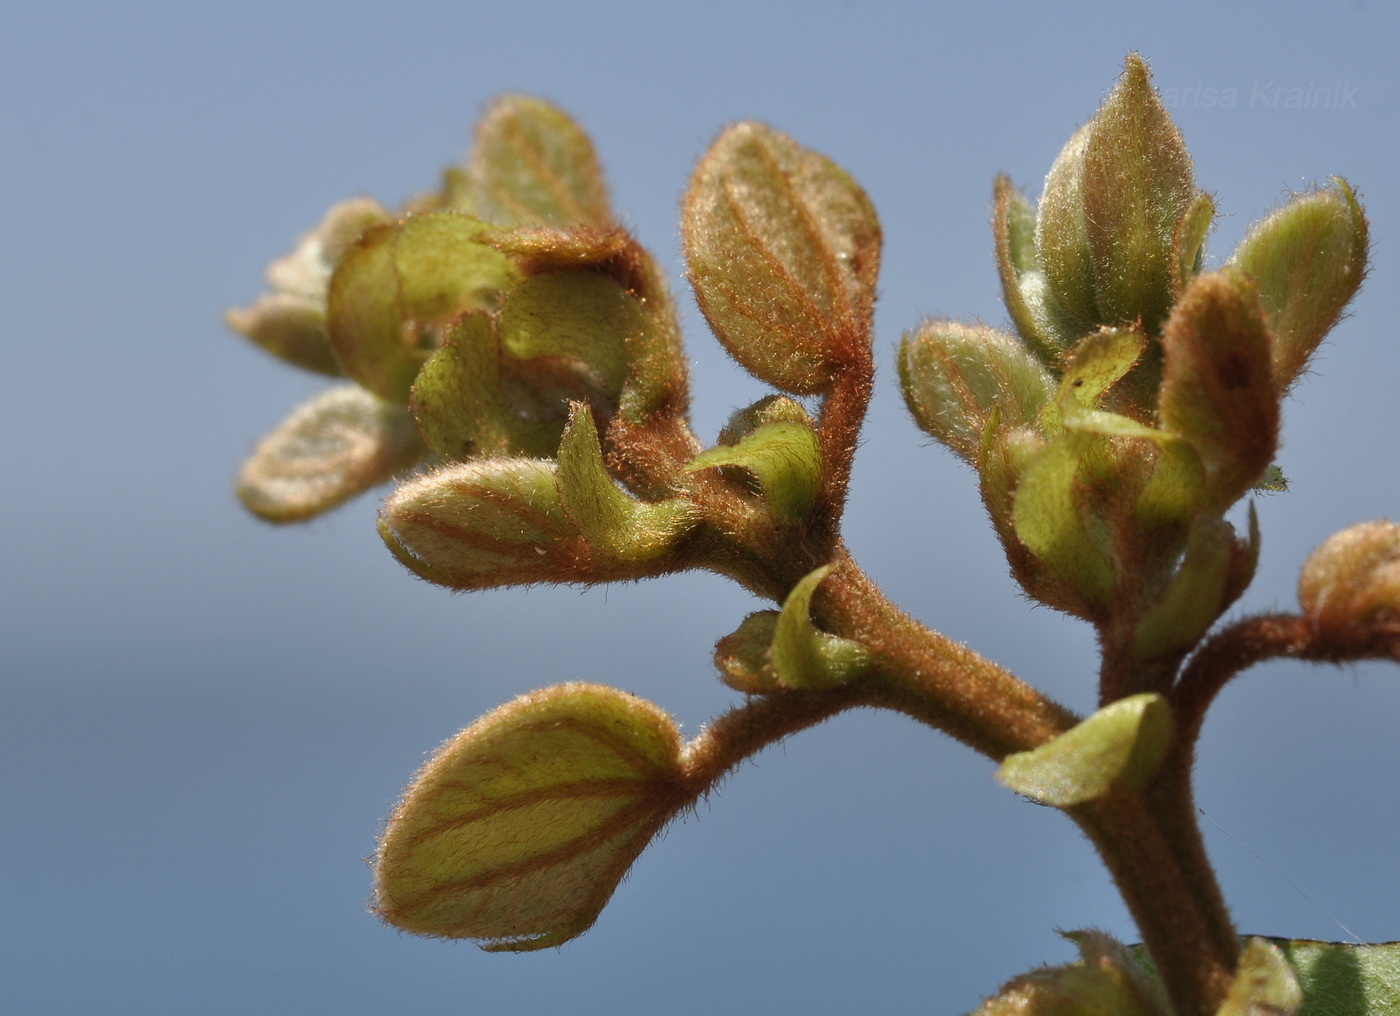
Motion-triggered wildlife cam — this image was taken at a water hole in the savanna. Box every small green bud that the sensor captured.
[1298,520,1400,641]
[1229,179,1369,392]
[464,95,614,230]
[715,394,811,445]
[712,611,783,694]
[326,212,518,404]
[1216,939,1302,1016]
[898,321,1055,464]
[225,197,391,375]
[1158,270,1279,513]
[685,417,823,522]
[996,693,1172,807]
[236,385,424,523]
[682,121,880,394]
[374,683,689,950]
[970,930,1171,1016]
[1035,54,1204,337]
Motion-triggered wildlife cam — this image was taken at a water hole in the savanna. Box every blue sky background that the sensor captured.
[4,2,1399,1013]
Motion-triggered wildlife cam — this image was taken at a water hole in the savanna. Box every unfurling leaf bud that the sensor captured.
[770,565,872,689]
[969,930,1171,1016]
[898,321,1054,463]
[996,693,1172,806]
[1158,270,1279,513]
[1229,179,1368,391]
[326,212,518,404]
[464,95,614,230]
[374,683,690,950]
[1298,520,1400,640]
[1035,54,1204,337]
[685,414,823,522]
[225,197,391,375]
[682,121,880,394]
[236,385,424,523]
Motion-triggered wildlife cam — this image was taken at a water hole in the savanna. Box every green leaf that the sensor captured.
[465,95,613,229]
[236,385,424,523]
[1169,191,1215,296]
[681,121,880,394]
[1230,179,1369,392]
[224,294,340,377]
[996,693,1171,806]
[326,213,517,403]
[685,420,823,522]
[226,197,391,375]
[770,565,872,689]
[1040,327,1146,434]
[497,271,639,401]
[899,321,1055,463]
[374,683,689,950]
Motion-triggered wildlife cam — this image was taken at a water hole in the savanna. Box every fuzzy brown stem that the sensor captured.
[1074,791,1239,1016]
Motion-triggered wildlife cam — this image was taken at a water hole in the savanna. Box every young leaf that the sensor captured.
[899,320,1054,462]
[685,420,823,522]
[374,683,690,950]
[378,457,576,590]
[1229,179,1369,391]
[770,565,872,689]
[682,121,880,394]
[225,196,391,375]
[326,213,517,403]
[993,175,1070,362]
[556,405,695,560]
[236,385,424,523]
[466,95,613,229]
[996,693,1172,806]
[1158,270,1279,512]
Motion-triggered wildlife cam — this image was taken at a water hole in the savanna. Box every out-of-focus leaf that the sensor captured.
[236,385,423,523]
[466,95,613,229]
